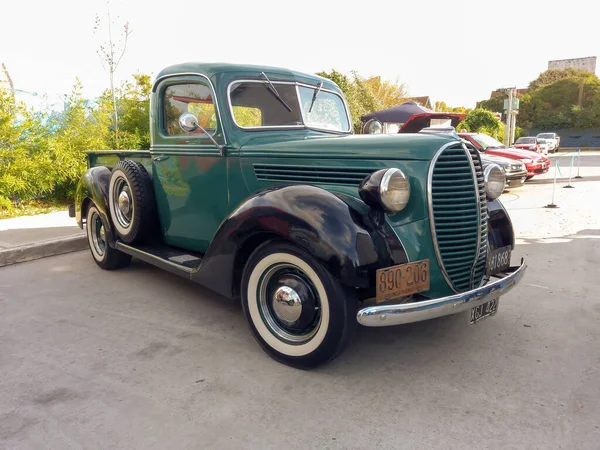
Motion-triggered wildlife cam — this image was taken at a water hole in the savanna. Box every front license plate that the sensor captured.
[376,259,430,303]
[469,298,499,324]
[487,246,511,276]
[542,162,547,169]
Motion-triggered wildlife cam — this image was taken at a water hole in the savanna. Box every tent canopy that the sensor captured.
[360,101,433,124]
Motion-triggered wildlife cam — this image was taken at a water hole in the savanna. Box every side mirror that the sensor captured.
[179,113,200,133]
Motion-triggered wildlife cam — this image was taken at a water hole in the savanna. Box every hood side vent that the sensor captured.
[253,164,377,186]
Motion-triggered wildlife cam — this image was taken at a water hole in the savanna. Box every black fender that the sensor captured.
[75,166,117,246]
[194,185,409,299]
[487,198,515,251]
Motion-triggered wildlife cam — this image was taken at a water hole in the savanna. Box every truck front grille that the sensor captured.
[429,144,487,292]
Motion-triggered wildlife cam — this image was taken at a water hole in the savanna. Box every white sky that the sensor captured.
[1,0,597,111]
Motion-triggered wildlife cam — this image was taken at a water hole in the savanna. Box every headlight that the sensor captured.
[359,168,411,214]
[519,158,533,164]
[362,118,382,135]
[484,164,505,199]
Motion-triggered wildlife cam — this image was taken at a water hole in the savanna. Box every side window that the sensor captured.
[163,82,217,136]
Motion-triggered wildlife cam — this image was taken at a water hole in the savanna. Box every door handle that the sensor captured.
[153,155,170,162]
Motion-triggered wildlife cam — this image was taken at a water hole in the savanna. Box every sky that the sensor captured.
[1,0,598,112]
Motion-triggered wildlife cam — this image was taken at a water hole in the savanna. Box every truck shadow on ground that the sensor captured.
[115,227,599,376]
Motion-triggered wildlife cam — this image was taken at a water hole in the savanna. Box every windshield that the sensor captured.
[471,133,506,149]
[538,133,554,139]
[228,80,350,132]
[516,137,535,144]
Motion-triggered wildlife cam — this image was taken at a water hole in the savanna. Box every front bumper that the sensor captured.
[357,259,527,327]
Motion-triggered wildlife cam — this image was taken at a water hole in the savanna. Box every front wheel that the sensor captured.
[241,241,357,369]
[86,204,132,270]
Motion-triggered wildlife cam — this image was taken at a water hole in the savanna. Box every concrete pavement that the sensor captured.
[0,211,85,267]
[1,157,599,449]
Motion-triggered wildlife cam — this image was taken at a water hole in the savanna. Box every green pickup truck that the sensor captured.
[74,62,526,368]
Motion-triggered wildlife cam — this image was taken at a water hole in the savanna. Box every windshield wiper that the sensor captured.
[308,81,323,112]
[260,72,292,112]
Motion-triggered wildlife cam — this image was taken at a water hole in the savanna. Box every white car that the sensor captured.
[537,138,550,155]
[537,132,560,153]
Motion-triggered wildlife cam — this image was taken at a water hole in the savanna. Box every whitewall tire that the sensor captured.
[241,241,356,369]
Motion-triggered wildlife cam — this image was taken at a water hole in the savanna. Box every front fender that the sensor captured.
[75,166,116,245]
[195,185,408,298]
[487,198,515,250]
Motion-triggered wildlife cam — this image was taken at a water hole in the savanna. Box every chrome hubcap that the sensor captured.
[90,212,106,257]
[258,263,321,344]
[112,177,133,228]
[118,190,131,215]
[272,286,302,326]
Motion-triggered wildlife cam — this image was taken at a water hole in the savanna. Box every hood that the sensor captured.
[480,153,515,167]
[239,132,459,161]
[487,147,541,160]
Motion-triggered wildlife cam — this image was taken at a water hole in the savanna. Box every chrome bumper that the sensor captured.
[357,260,527,327]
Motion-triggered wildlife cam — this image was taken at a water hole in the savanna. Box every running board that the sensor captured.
[115,242,203,279]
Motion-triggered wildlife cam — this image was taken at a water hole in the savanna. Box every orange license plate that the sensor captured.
[376,259,430,303]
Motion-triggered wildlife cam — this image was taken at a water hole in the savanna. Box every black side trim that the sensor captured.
[487,198,515,251]
[193,185,407,298]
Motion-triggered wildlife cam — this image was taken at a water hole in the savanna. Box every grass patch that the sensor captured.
[0,199,71,220]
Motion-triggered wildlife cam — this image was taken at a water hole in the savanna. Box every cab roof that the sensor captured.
[154,62,340,91]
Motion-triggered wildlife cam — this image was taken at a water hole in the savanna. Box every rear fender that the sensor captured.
[487,198,515,250]
[194,185,408,298]
[75,166,116,246]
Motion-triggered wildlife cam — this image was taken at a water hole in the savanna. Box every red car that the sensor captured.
[513,136,540,152]
[459,133,550,179]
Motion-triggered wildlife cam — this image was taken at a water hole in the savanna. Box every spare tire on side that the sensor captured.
[108,160,157,244]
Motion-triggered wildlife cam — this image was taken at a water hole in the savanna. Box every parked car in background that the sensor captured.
[513,136,539,152]
[537,138,549,155]
[479,153,527,188]
[536,132,560,152]
[459,132,550,179]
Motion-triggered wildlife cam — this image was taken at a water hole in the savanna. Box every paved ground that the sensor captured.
[1,156,599,450]
[0,211,82,249]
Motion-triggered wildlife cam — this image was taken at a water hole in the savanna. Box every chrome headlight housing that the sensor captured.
[359,168,411,214]
[484,164,505,199]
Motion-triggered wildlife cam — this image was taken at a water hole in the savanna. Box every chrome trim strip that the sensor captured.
[463,143,483,290]
[226,79,352,133]
[427,142,466,293]
[152,72,228,146]
[357,260,527,327]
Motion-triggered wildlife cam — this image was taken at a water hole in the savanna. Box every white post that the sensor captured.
[564,155,575,188]
[575,148,583,179]
[546,160,559,208]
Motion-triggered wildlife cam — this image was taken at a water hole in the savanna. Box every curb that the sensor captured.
[0,234,87,267]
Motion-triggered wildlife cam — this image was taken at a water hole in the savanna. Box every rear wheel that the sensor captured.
[241,241,357,369]
[86,205,131,270]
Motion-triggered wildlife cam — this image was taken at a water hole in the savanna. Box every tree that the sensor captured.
[316,70,407,133]
[457,109,501,137]
[93,0,132,149]
[528,68,593,91]
[435,101,472,114]
[50,81,111,198]
[0,86,54,207]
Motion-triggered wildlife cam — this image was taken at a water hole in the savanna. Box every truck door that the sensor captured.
[151,76,228,253]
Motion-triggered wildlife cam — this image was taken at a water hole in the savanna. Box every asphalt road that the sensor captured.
[1,156,599,450]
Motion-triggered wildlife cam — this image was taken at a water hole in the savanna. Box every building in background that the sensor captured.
[548,56,597,73]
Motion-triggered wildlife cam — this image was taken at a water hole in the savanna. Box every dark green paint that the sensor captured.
[85,62,465,295]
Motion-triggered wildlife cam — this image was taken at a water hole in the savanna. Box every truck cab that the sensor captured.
[75,62,526,368]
